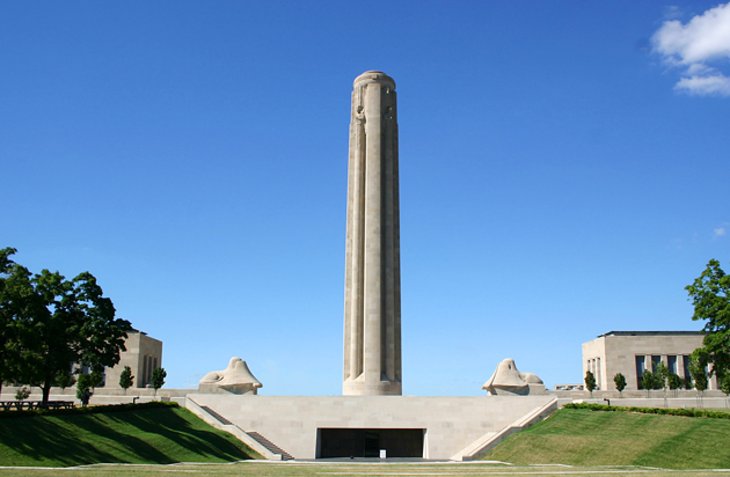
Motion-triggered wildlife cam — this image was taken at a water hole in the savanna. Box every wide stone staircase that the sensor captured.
[186,398,292,460]
[247,432,294,460]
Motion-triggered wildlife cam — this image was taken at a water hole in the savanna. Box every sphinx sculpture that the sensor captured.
[199,357,262,395]
[482,358,547,396]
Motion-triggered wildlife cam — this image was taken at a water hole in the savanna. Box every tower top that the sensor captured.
[353,70,396,88]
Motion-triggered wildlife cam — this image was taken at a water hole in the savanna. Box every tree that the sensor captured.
[584,370,596,397]
[76,373,93,407]
[14,386,30,401]
[0,247,36,397]
[151,367,166,398]
[655,362,669,391]
[0,248,131,405]
[721,374,730,408]
[119,366,134,393]
[668,373,683,397]
[689,349,709,406]
[613,373,626,397]
[686,259,730,379]
[641,371,655,397]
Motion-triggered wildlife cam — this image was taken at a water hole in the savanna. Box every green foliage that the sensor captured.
[14,386,30,401]
[686,259,730,378]
[54,369,76,389]
[563,402,730,419]
[613,373,626,395]
[0,402,259,466]
[151,367,166,396]
[641,371,656,394]
[0,247,131,404]
[76,374,93,406]
[654,362,669,390]
[119,366,134,392]
[584,370,596,395]
[667,373,683,392]
[721,374,730,397]
[689,349,709,393]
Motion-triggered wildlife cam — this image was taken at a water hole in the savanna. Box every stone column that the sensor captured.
[343,71,402,396]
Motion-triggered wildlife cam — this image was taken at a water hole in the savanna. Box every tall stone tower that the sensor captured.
[343,71,402,396]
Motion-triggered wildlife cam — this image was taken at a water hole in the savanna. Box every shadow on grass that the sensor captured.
[0,407,256,466]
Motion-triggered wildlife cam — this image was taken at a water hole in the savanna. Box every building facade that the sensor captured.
[103,330,163,389]
[582,331,718,392]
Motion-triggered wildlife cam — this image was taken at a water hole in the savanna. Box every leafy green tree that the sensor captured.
[54,368,76,390]
[76,373,93,407]
[584,370,596,397]
[641,371,655,396]
[686,259,730,379]
[0,247,36,396]
[119,366,134,393]
[151,367,166,398]
[0,248,131,405]
[655,362,669,390]
[613,373,626,397]
[668,373,683,397]
[689,349,709,406]
[721,374,730,400]
[14,386,30,401]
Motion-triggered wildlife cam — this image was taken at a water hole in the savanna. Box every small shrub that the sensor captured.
[15,386,31,401]
[119,366,134,393]
[585,370,596,396]
[76,374,93,407]
[613,373,626,397]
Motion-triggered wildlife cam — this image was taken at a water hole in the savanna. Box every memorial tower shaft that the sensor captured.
[343,71,402,396]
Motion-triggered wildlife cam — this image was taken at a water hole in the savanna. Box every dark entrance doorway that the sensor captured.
[318,428,424,458]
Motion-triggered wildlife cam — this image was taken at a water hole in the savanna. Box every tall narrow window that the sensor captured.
[636,355,646,389]
[651,355,661,372]
[683,355,692,388]
[667,355,677,375]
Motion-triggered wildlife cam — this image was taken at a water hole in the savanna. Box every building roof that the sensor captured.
[598,330,704,338]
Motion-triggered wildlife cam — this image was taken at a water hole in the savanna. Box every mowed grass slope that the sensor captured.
[484,408,730,469]
[0,404,259,466]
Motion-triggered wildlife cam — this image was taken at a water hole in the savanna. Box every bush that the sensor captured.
[14,387,31,401]
[564,402,730,419]
[585,371,596,395]
[613,373,626,396]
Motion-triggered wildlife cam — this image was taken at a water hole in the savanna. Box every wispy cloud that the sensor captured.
[652,2,730,97]
[714,226,727,237]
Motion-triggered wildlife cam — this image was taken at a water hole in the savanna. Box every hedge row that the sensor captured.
[564,402,730,419]
[0,400,179,419]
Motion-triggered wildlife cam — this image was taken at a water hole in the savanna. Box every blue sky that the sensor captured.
[2,1,728,395]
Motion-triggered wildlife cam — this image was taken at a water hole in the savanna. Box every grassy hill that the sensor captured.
[483,406,730,469]
[0,403,260,466]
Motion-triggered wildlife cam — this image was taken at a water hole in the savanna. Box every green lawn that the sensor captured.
[483,407,730,469]
[0,462,726,477]
[0,404,259,466]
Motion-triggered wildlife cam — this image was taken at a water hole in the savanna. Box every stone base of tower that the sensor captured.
[342,379,401,396]
[185,394,557,460]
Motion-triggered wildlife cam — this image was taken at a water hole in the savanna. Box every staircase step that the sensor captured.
[248,431,294,460]
[200,405,233,425]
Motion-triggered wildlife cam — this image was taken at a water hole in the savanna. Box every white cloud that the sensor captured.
[652,2,730,96]
[714,226,727,237]
[675,73,730,95]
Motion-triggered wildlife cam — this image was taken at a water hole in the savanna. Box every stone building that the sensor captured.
[102,330,163,389]
[582,331,718,391]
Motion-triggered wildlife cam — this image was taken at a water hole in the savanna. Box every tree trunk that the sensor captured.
[41,381,51,406]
